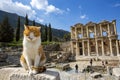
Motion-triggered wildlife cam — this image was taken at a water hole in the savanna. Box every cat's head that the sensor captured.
[23,25,41,41]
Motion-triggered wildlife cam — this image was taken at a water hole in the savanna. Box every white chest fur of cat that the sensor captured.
[20,25,46,75]
[23,33,41,60]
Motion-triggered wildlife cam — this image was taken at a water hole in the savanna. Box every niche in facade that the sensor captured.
[78,34,82,38]
[103,31,107,36]
[90,32,94,38]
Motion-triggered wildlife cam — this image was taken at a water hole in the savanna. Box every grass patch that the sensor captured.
[0,39,61,47]
[0,39,22,47]
[42,41,61,45]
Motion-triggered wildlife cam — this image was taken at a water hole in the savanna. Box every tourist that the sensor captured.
[105,60,108,65]
[102,61,105,68]
[75,64,78,73]
[90,59,93,66]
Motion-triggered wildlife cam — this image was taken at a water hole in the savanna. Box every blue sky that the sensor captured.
[0,0,120,38]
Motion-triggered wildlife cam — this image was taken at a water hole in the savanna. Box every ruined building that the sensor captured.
[71,20,120,59]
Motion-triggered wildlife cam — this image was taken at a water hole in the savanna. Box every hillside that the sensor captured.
[0,10,69,39]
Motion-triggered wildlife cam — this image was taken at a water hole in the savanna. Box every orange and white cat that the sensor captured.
[20,25,46,75]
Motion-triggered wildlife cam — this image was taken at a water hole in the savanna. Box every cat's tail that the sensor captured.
[32,66,46,73]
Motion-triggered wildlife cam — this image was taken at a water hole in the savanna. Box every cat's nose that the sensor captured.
[28,37,33,40]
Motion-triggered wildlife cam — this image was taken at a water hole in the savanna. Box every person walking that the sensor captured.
[75,64,78,73]
[90,59,93,66]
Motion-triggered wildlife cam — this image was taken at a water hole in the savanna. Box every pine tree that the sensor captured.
[48,23,52,42]
[25,14,29,25]
[44,24,47,41]
[16,16,20,41]
[33,20,35,26]
[0,16,14,42]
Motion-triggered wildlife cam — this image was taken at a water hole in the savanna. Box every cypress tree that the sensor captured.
[0,16,14,42]
[33,20,35,26]
[16,16,20,41]
[25,14,29,25]
[44,24,47,41]
[48,23,52,42]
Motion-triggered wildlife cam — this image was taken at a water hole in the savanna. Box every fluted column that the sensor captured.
[96,39,98,56]
[76,42,79,56]
[71,28,73,39]
[82,27,84,38]
[88,40,90,56]
[116,40,119,56]
[82,41,85,56]
[71,42,74,54]
[110,39,113,56]
[94,25,98,56]
[107,23,110,36]
[113,20,117,35]
[94,25,97,38]
[87,26,89,38]
[101,39,105,56]
[75,27,78,39]
[100,24,102,36]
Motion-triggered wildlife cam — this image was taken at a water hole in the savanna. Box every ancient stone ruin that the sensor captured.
[71,20,120,60]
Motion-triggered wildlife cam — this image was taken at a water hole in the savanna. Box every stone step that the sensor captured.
[0,67,60,80]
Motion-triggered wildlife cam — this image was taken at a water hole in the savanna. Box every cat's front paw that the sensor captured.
[32,70,38,75]
[28,70,33,76]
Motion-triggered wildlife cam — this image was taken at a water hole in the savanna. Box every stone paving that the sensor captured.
[57,60,120,80]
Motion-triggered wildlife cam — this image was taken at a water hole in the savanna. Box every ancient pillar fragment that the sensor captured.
[82,41,85,56]
[116,40,119,56]
[101,39,105,56]
[110,39,113,56]
[88,40,90,56]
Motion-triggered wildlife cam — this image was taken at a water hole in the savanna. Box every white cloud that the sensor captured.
[36,17,44,23]
[80,14,86,19]
[66,8,70,12]
[30,0,63,14]
[114,3,120,7]
[0,0,36,19]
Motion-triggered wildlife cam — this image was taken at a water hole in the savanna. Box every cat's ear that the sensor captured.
[24,25,29,29]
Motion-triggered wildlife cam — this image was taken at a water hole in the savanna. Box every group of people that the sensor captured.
[90,59,108,67]
[74,59,108,73]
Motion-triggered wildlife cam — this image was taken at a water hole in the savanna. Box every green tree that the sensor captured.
[44,24,47,41]
[41,26,45,42]
[25,14,29,25]
[48,23,52,42]
[33,20,35,26]
[63,33,70,41]
[0,16,14,42]
[15,16,20,41]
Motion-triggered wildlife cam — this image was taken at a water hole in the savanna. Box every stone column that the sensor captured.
[100,24,103,36]
[96,39,99,56]
[88,40,90,56]
[75,27,78,39]
[116,40,119,56]
[82,27,84,38]
[110,39,113,56]
[113,20,117,35]
[71,28,73,39]
[82,40,85,56]
[87,26,89,38]
[94,25,98,56]
[101,39,105,56]
[107,23,110,36]
[71,42,74,54]
[76,42,79,57]
[94,24,97,38]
